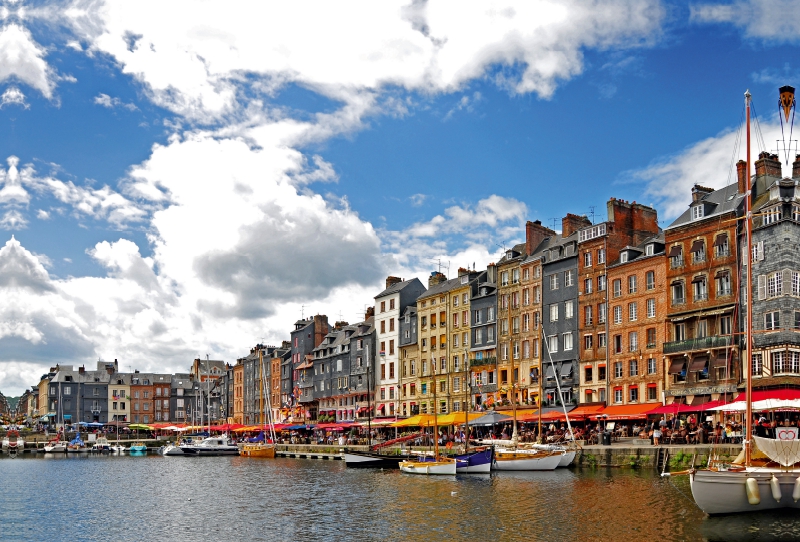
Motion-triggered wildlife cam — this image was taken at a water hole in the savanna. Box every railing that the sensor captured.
[670,257,684,268]
[469,357,497,368]
[672,296,685,305]
[662,335,732,354]
[694,293,708,302]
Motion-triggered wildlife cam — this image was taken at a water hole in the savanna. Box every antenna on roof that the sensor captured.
[588,206,596,225]
[430,258,450,277]
[301,304,305,319]
[496,242,507,253]
[549,218,559,230]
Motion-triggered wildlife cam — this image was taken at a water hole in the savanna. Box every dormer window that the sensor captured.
[645,244,654,256]
[506,250,513,260]
[692,205,704,220]
[460,275,468,284]
[620,252,628,263]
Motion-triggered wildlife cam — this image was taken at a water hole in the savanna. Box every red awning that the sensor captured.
[733,389,800,402]
[647,403,701,415]
[594,403,660,420]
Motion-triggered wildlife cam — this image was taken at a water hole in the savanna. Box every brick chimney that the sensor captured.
[526,220,555,255]
[691,184,714,202]
[486,263,497,285]
[364,306,375,320]
[793,155,800,180]
[562,213,592,238]
[457,267,469,277]
[755,151,781,178]
[79,365,85,375]
[737,160,748,193]
[334,321,348,330]
[313,314,329,347]
[385,276,402,289]
[428,271,447,288]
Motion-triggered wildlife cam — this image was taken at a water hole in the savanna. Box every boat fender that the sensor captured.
[745,477,760,505]
[793,477,800,502]
[770,475,782,502]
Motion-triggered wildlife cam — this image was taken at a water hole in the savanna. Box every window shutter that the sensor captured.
[758,241,764,261]
[758,275,767,300]
[783,268,792,296]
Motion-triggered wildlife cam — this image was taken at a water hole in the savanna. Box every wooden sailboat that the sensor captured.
[455,354,494,473]
[685,87,800,514]
[241,350,277,458]
[400,363,456,475]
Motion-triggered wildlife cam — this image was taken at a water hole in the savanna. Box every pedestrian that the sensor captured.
[653,427,661,446]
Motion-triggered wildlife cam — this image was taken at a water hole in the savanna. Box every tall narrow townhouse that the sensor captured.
[399,304,420,416]
[286,315,329,422]
[577,199,660,406]
[744,153,800,394]
[519,221,556,406]
[374,276,426,418]
[270,343,291,423]
[109,366,130,423]
[664,179,744,406]
[312,323,347,422]
[350,314,377,422]
[130,372,155,425]
[606,234,667,412]
[152,373,172,423]
[540,214,591,407]
[416,272,462,415]
[496,244,527,406]
[449,268,480,412]
[469,266,498,410]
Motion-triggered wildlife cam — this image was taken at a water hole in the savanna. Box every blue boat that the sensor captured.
[455,447,494,473]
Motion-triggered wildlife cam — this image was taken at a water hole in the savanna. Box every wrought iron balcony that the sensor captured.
[469,357,497,369]
[662,335,732,354]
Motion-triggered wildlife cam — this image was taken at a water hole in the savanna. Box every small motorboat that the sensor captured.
[91,437,111,453]
[67,435,89,453]
[110,443,127,454]
[2,429,24,453]
[179,435,240,456]
[129,442,147,453]
[43,440,69,453]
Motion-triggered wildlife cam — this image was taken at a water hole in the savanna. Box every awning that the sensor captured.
[436,412,483,426]
[715,269,730,278]
[647,383,658,388]
[545,365,556,379]
[668,245,682,257]
[688,356,709,372]
[691,275,706,283]
[391,414,433,427]
[668,359,686,374]
[711,351,729,368]
[63,415,72,420]
[713,234,728,247]
[647,402,700,415]
[733,389,800,402]
[559,363,573,377]
[595,403,660,420]
[563,404,605,420]
[690,239,705,253]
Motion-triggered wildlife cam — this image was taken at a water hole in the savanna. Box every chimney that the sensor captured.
[793,155,800,180]
[755,151,781,178]
[364,306,375,320]
[737,160,748,193]
[691,184,714,203]
[428,271,447,288]
[79,365,85,375]
[385,276,402,289]
[458,267,469,277]
[561,213,592,238]
[486,263,497,284]
[334,321,348,330]
[526,220,555,255]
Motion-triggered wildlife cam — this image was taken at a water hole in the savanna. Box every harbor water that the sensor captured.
[2,454,800,541]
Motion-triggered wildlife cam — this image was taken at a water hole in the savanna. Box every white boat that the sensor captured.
[91,437,111,452]
[43,440,68,453]
[530,444,576,467]
[2,429,24,452]
[399,457,457,475]
[493,448,563,471]
[160,443,184,456]
[110,444,127,454]
[178,435,240,456]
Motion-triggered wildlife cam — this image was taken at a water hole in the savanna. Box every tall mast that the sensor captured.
[366,343,372,447]
[433,357,439,458]
[538,326,543,443]
[463,349,469,453]
[744,89,753,467]
[511,335,518,445]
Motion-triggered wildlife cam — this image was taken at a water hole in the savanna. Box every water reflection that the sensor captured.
[3,455,800,541]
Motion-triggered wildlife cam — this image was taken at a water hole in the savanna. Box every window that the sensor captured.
[648,386,658,401]
[598,275,607,291]
[584,334,593,350]
[692,240,706,263]
[628,275,637,294]
[670,246,684,268]
[646,271,655,290]
[598,248,606,264]
[613,334,622,354]
[523,288,529,306]
[674,323,686,341]
[380,301,386,312]
[765,311,780,331]
[598,332,606,348]
[548,335,558,353]
[620,252,628,263]
[692,205,704,220]
[629,386,639,402]
[563,333,573,351]
[628,332,638,352]
[720,316,732,336]
[716,271,732,297]
[513,341,520,359]
[512,269,520,284]
[550,304,559,322]
[523,313,530,332]
[584,252,592,267]
[768,271,783,297]
[565,301,574,319]
[628,302,638,322]
[598,303,607,324]
[645,244,654,256]
[614,388,623,403]
[390,299,395,310]
[671,281,685,305]
[763,205,781,225]
[453,296,459,308]
[793,272,800,296]
[613,305,622,324]
[523,340,530,359]
[752,353,763,376]
[714,234,729,257]
[523,268,530,280]
[549,274,559,290]
[752,241,764,262]
[772,351,786,374]
[612,279,622,297]
[646,298,656,318]
[585,366,593,382]
[598,365,607,381]
[488,307,495,321]
[614,361,623,378]
[693,276,708,301]
[629,359,638,376]
[564,270,575,287]
[648,358,657,374]
[646,328,656,348]
[584,278,593,295]
[585,305,593,327]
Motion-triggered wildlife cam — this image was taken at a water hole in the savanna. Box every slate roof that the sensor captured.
[374,278,423,299]
[665,182,744,230]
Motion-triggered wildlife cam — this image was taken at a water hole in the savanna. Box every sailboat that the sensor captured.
[453,356,494,473]
[241,351,277,458]
[400,363,457,475]
[683,87,800,515]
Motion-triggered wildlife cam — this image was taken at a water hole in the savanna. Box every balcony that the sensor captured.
[672,297,685,306]
[693,293,708,302]
[670,257,684,269]
[663,335,733,354]
[469,357,497,369]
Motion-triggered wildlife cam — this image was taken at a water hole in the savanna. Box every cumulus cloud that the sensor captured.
[691,1,800,41]
[0,86,27,108]
[0,23,54,98]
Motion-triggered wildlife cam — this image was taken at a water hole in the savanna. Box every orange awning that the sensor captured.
[595,404,660,420]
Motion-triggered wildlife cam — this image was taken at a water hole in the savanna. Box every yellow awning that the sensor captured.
[436,412,484,426]
[390,414,433,427]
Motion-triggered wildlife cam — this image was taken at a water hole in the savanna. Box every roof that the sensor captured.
[374,277,424,299]
[417,276,463,300]
[496,243,527,266]
[665,182,744,230]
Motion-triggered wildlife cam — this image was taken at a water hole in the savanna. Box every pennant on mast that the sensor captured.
[779,85,795,122]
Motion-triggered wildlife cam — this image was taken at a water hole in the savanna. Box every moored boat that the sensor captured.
[43,440,69,453]
[455,447,494,474]
[2,429,24,452]
[129,442,147,453]
[493,448,563,471]
[178,435,239,456]
[91,436,111,453]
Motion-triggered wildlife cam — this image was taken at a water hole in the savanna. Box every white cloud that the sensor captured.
[0,23,54,98]
[35,209,49,220]
[0,209,26,229]
[691,1,800,41]
[409,193,428,207]
[0,85,27,108]
[94,92,138,111]
[444,91,482,120]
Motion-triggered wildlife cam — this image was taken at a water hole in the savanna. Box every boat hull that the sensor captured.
[241,444,276,458]
[493,450,563,471]
[690,469,800,515]
[43,442,68,453]
[343,450,404,469]
[456,448,494,474]
[400,458,457,475]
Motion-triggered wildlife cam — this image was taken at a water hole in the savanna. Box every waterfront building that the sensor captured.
[449,268,477,413]
[577,200,660,405]
[284,315,329,422]
[664,179,744,406]
[152,373,172,423]
[109,371,130,422]
[606,234,667,409]
[171,374,195,424]
[374,276,426,418]
[399,304,419,417]
[744,153,800,392]
[270,343,291,423]
[497,243,527,407]
[540,214,591,407]
[232,362,244,424]
[469,266,498,410]
[130,372,155,424]
[349,314,376,422]
[38,370,54,425]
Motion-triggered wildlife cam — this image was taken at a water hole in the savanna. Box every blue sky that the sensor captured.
[2,0,800,395]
